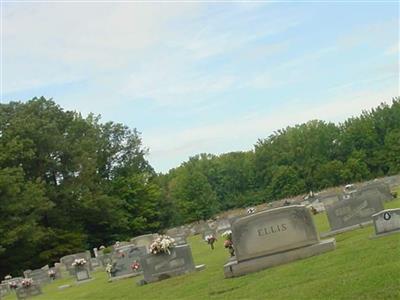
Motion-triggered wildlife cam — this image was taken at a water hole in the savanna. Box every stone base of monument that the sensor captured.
[320,221,372,238]
[75,278,94,285]
[370,228,400,239]
[137,264,206,286]
[223,238,336,278]
[108,272,142,282]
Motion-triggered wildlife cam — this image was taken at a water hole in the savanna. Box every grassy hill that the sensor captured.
[4,194,400,300]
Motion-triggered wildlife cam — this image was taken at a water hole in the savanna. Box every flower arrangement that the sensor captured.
[205,234,217,250]
[9,281,18,289]
[48,269,56,280]
[21,278,33,288]
[246,207,256,214]
[131,261,140,271]
[205,234,215,242]
[71,258,87,267]
[222,230,235,257]
[149,235,175,255]
[4,275,12,280]
[99,245,106,250]
[105,263,112,274]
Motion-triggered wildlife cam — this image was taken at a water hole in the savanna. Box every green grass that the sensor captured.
[5,197,400,300]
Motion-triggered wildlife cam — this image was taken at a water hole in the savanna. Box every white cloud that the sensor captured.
[145,85,398,172]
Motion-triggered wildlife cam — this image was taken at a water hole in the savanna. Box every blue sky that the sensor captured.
[2,2,399,173]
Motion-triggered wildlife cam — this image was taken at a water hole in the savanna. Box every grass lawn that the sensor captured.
[5,197,400,300]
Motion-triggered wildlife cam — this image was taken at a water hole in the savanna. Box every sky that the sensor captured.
[2,1,399,173]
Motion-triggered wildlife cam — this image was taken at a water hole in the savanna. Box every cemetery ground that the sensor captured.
[4,195,400,300]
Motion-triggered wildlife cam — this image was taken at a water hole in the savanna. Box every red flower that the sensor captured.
[131,262,140,270]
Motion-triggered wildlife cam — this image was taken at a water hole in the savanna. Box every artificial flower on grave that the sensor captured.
[21,278,33,288]
[71,258,87,267]
[221,230,235,257]
[131,261,140,271]
[204,234,217,243]
[205,234,217,250]
[105,263,112,274]
[149,235,175,255]
[9,281,18,289]
[48,269,56,279]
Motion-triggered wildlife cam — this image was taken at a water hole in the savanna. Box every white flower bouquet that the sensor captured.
[149,235,175,255]
[71,258,87,267]
[221,230,232,239]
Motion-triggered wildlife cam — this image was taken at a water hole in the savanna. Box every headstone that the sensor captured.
[90,258,101,269]
[139,244,202,284]
[171,234,187,246]
[93,248,99,258]
[1,277,24,288]
[323,190,384,236]
[15,283,42,300]
[130,234,158,253]
[60,251,93,275]
[23,269,51,286]
[97,253,112,267]
[216,219,232,235]
[223,205,336,278]
[74,266,91,282]
[0,284,10,298]
[202,228,216,241]
[358,182,394,202]
[371,209,400,238]
[319,193,340,206]
[108,245,146,281]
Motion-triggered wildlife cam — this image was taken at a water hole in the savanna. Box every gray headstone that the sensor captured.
[140,244,196,284]
[216,219,232,234]
[372,209,400,237]
[171,234,187,246]
[90,258,101,269]
[60,251,93,275]
[324,190,384,233]
[97,253,112,267]
[109,245,146,280]
[74,266,90,282]
[16,284,42,300]
[130,234,158,253]
[0,283,10,297]
[224,205,336,278]
[23,269,51,286]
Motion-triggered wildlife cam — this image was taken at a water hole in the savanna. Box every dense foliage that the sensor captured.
[0,97,399,277]
[0,98,163,276]
[158,98,400,223]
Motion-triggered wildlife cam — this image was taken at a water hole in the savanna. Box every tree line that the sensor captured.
[1,97,399,276]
